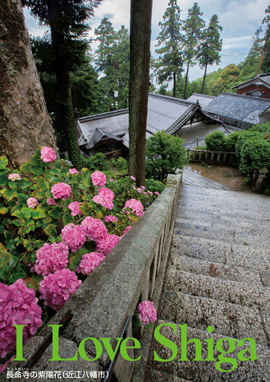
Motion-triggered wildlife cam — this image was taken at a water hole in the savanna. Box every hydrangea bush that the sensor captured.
[0,147,162,370]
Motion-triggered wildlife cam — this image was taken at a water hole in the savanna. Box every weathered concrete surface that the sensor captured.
[148,170,270,381]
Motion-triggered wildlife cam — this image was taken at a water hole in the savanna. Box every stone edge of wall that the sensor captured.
[3,172,182,382]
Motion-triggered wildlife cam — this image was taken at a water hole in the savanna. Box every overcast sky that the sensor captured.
[23,0,269,84]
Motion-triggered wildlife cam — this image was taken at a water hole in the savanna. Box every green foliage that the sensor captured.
[223,131,243,152]
[153,0,184,95]
[145,179,166,194]
[0,148,164,289]
[235,123,270,177]
[111,157,128,173]
[204,130,227,151]
[145,131,187,181]
[94,19,130,111]
[80,153,110,172]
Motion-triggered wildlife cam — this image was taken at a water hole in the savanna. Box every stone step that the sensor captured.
[168,254,263,286]
[159,291,268,346]
[153,320,270,381]
[178,203,270,221]
[177,211,270,229]
[164,269,270,311]
[171,234,230,264]
[174,221,235,242]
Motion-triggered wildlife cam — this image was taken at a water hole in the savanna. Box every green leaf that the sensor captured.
[4,230,11,242]
[0,174,8,186]
[63,213,74,225]
[82,167,92,187]
[20,162,31,173]
[54,160,62,169]
[0,168,10,174]
[0,156,8,169]
[69,248,88,271]
[129,213,139,223]
[13,218,26,227]
[21,207,32,219]
[1,189,17,201]
[30,166,44,176]
[94,208,103,219]
[31,208,46,219]
[36,177,48,189]
[16,179,33,189]
[44,224,57,239]
[17,193,28,204]
[0,245,11,268]
[0,207,8,215]
[48,206,62,219]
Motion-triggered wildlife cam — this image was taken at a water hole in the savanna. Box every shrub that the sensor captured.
[111,157,128,173]
[0,147,163,370]
[146,131,187,181]
[80,152,110,172]
[204,130,226,151]
[223,131,243,152]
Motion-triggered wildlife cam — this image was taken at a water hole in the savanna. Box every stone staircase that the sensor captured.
[147,170,270,381]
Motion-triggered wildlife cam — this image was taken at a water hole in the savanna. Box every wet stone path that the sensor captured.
[148,169,270,381]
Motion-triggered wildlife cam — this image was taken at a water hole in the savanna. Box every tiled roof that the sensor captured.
[204,92,270,126]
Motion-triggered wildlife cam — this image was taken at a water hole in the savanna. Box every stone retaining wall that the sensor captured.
[4,173,182,382]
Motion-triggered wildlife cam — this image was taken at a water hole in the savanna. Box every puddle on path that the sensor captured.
[186,164,252,192]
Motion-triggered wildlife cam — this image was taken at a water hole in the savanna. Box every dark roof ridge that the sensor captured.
[78,108,129,122]
[148,92,195,105]
[220,92,270,102]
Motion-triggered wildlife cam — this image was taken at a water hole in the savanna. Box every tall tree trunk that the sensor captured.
[129,0,153,187]
[257,36,269,75]
[201,64,207,94]
[173,71,176,97]
[0,0,58,169]
[48,0,81,169]
[184,63,190,99]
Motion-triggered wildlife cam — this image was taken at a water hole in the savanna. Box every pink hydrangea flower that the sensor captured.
[146,202,150,205]
[61,224,86,253]
[68,201,82,217]
[39,269,81,311]
[81,216,107,241]
[109,179,114,182]
[91,171,106,187]
[47,198,57,206]
[104,215,118,223]
[69,168,78,175]
[122,226,132,236]
[141,186,145,190]
[8,173,21,181]
[0,279,42,359]
[96,234,120,256]
[124,199,144,217]
[143,192,148,196]
[130,176,136,181]
[40,147,57,162]
[137,300,157,325]
[34,242,69,276]
[133,186,136,190]
[93,187,114,210]
[137,188,142,193]
[27,197,39,209]
[154,192,160,196]
[76,252,105,275]
[148,191,153,196]
[51,182,72,200]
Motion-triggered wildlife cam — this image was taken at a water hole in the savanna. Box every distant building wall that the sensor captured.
[236,84,270,99]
